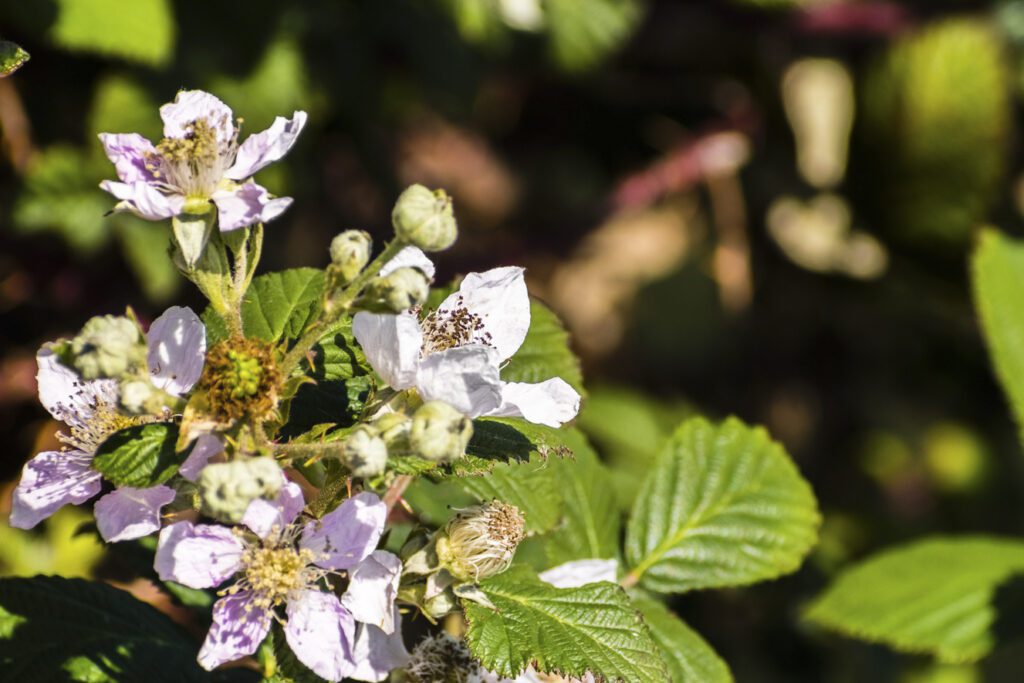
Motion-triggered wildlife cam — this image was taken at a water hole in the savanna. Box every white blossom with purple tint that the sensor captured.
[353,256,581,427]
[9,307,207,539]
[99,90,306,232]
[154,485,406,681]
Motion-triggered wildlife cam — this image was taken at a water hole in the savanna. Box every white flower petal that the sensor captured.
[340,551,402,634]
[154,521,244,589]
[241,481,304,539]
[378,246,436,281]
[100,180,185,221]
[285,590,356,682]
[94,485,176,543]
[36,346,118,428]
[147,306,206,396]
[352,312,422,390]
[538,559,618,589]
[488,378,581,428]
[349,607,410,682]
[415,345,502,417]
[301,492,386,571]
[198,592,271,670]
[98,133,157,183]
[160,90,235,144]
[179,434,223,482]
[211,183,292,231]
[9,450,102,529]
[226,111,307,180]
[438,266,530,360]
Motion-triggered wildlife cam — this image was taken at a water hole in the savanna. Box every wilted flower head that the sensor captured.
[155,486,405,681]
[436,501,525,582]
[99,89,306,232]
[406,634,490,683]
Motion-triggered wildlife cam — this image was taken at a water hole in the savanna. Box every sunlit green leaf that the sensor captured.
[633,597,733,683]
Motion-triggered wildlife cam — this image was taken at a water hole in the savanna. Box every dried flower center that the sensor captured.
[145,116,239,198]
[419,296,491,355]
[199,338,280,422]
[406,634,484,683]
[58,399,147,454]
[238,544,317,611]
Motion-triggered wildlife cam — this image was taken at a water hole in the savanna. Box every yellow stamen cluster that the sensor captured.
[419,296,491,355]
[436,501,525,582]
[58,399,148,454]
[143,116,239,198]
[234,544,317,612]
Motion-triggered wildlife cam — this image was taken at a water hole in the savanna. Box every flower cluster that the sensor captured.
[8,88,586,680]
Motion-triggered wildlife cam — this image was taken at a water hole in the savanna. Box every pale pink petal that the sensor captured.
[36,346,118,427]
[100,180,185,220]
[154,521,244,589]
[301,492,386,571]
[487,378,581,428]
[538,559,618,588]
[147,306,206,396]
[416,345,503,417]
[98,133,157,183]
[9,450,102,529]
[94,485,176,543]
[378,246,436,281]
[160,90,235,144]
[352,312,422,389]
[198,592,272,671]
[211,183,292,231]
[340,551,401,634]
[438,267,530,360]
[242,481,304,539]
[350,607,410,682]
[284,590,356,682]
[180,434,223,482]
[226,111,307,180]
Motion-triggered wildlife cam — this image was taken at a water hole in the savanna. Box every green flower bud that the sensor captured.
[391,184,458,252]
[329,230,372,283]
[198,457,283,523]
[435,501,525,582]
[410,401,473,463]
[343,425,388,478]
[360,267,430,313]
[423,588,458,620]
[70,315,146,380]
[372,411,412,452]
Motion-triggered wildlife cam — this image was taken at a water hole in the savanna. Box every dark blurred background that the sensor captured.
[3,0,1024,680]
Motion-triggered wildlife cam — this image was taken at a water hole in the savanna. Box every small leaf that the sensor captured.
[204,268,326,346]
[93,423,182,488]
[0,576,207,681]
[464,565,669,681]
[972,229,1024,446]
[502,300,585,395]
[806,536,1024,663]
[633,597,733,683]
[50,0,176,67]
[624,417,819,593]
[0,41,29,76]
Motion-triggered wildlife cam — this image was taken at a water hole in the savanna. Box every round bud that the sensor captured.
[70,315,147,380]
[410,401,473,463]
[343,425,388,478]
[435,501,525,582]
[361,267,430,313]
[391,184,458,252]
[198,457,283,523]
[329,230,372,283]
[372,411,412,452]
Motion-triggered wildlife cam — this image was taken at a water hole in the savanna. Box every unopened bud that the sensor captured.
[198,457,282,523]
[343,425,388,478]
[372,411,412,452]
[391,184,458,252]
[436,501,525,582]
[360,267,430,313]
[410,401,472,463]
[119,379,160,414]
[70,315,146,380]
[329,230,372,283]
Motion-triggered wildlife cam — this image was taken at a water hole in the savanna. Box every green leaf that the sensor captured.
[633,597,732,683]
[205,268,325,346]
[805,536,1024,663]
[0,41,29,76]
[624,417,820,593]
[464,565,669,681]
[972,229,1024,446]
[0,576,207,681]
[545,429,621,565]
[502,300,585,395]
[458,459,563,534]
[461,417,576,473]
[545,0,643,72]
[50,0,176,67]
[93,423,182,488]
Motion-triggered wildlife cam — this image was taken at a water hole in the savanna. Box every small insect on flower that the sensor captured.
[436,501,526,582]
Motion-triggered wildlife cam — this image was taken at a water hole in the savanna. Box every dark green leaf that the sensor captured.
[633,597,732,682]
[93,423,182,488]
[502,300,585,395]
[205,268,326,346]
[458,459,563,534]
[0,41,29,76]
